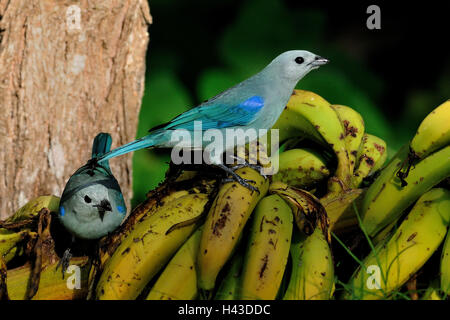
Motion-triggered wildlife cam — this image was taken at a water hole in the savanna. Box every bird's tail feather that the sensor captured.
[92,133,113,159]
[92,133,113,171]
[97,134,159,163]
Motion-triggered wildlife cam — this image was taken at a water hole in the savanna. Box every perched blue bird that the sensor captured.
[58,133,127,240]
[96,50,329,189]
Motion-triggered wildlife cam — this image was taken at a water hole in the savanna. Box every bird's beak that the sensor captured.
[94,199,112,221]
[311,56,329,67]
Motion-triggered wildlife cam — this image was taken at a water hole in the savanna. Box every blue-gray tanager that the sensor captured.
[59,133,127,240]
[96,50,328,189]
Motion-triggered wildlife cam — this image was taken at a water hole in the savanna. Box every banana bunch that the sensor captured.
[344,188,450,300]
[96,192,211,300]
[361,101,450,236]
[1,91,449,301]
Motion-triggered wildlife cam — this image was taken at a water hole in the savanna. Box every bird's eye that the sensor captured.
[295,57,304,64]
[84,195,92,203]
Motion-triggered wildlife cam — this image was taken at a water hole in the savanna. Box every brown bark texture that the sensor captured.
[0,0,152,218]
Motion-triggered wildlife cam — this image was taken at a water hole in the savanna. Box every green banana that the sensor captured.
[214,252,244,300]
[283,227,334,300]
[441,230,450,295]
[271,90,352,193]
[197,168,268,298]
[271,148,330,190]
[421,279,443,300]
[352,133,387,188]
[361,144,450,236]
[6,196,60,223]
[96,193,209,300]
[146,226,203,300]
[0,229,30,263]
[239,194,293,300]
[345,188,450,300]
[332,104,365,174]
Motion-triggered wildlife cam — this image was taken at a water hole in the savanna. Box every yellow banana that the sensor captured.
[271,90,351,193]
[441,230,450,295]
[7,257,90,300]
[332,104,365,174]
[197,168,268,298]
[239,194,293,300]
[97,185,200,271]
[96,193,209,300]
[409,100,450,160]
[146,226,203,300]
[271,148,330,190]
[283,227,334,300]
[352,133,387,188]
[361,144,450,236]
[345,188,450,300]
[268,181,329,240]
[5,196,60,223]
[214,252,244,300]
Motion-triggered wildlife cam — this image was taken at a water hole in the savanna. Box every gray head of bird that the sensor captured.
[266,50,329,82]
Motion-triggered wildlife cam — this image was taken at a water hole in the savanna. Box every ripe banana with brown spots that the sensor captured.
[270,90,352,193]
[332,104,365,174]
[361,144,450,237]
[96,192,209,300]
[197,168,268,298]
[271,148,330,190]
[345,188,450,300]
[239,194,293,300]
[352,133,387,188]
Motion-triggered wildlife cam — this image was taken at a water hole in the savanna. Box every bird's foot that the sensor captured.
[228,155,269,179]
[216,163,259,193]
[56,248,72,279]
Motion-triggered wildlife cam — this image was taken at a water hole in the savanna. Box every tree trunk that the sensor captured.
[0,0,152,219]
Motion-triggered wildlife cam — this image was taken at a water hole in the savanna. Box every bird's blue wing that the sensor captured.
[151,95,264,132]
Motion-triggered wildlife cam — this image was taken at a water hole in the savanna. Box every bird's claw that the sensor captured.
[229,159,269,180]
[56,248,72,279]
[221,177,259,194]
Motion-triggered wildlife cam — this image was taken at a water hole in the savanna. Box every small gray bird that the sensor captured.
[58,133,126,240]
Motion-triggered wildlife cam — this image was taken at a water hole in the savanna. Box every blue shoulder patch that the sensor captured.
[117,205,126,215]
[239,96,264,112]
[59,206,65,217]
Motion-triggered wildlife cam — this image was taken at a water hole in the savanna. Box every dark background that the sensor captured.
[131,0,450,206]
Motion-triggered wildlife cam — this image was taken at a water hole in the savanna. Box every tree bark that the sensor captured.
[0,0,152,218]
